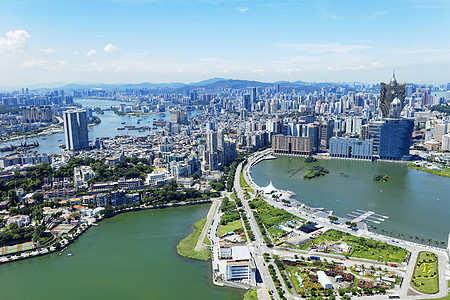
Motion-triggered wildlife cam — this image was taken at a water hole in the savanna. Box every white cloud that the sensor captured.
[278,43,372,53]
[73,51,79,55]
[19,59,47,70]
[86,50,96,56]
[328,61,383,71]
[238,7,248,13]
[0,30,31,54]
[104,43,120,54]
[57,60,67,69]
[40,48,55,54]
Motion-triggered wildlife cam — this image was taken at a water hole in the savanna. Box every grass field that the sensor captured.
[424,281,449,300]
[411,251,439,294]
[300,229,408,262]
[408,164,450,178]
[218,219,243,237]
[176,218,210,261]
[240,171,254,193]
[243,289,258,300]
[203,234,211,246]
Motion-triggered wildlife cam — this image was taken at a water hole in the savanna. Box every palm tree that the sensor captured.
[415,236,419,241]
[427,239,432,246]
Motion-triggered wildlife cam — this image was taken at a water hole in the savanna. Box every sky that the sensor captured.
[1,0,450,87]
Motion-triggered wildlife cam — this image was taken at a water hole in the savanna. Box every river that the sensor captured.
[0,99,200,155]
[251,156,450,243]
[0,204,244,300]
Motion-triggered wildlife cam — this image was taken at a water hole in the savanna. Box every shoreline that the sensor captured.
[407,163,450,178]
[245,150,448,251]
[0,199,212,265]
[0,119,100,146]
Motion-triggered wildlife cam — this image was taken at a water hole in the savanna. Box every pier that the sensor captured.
[347,209,389,224]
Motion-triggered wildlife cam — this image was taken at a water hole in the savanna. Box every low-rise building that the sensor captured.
[6,215,31,227]
[317,270,333,289]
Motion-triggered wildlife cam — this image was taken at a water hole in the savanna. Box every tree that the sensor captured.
[9,222,18,230]
[192,173,200,180]
[32,192,44,203]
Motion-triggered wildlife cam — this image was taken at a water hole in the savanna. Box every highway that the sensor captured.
[234,162,281,300]
[240,150,449,300]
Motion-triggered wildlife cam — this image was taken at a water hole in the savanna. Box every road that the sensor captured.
[241,150,450,300]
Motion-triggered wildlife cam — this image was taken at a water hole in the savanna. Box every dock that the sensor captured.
[348,209,389,224]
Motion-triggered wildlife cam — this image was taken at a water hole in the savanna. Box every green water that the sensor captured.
[0,204,244,300]
[251,156,450,243]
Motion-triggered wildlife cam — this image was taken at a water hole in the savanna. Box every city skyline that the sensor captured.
[1,0,450,86]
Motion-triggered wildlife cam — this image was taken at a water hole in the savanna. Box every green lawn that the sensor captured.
[249,200,302,228]
[301,229,408,262]
[424,281,449,299]
[408,164,450,178]
[218,219,243,237]
[240,171,254,193]
[411,251,439,294]
[230,193,237,200]
[203,234,211,246]
[243,289,258,300]
[176,218,210,261]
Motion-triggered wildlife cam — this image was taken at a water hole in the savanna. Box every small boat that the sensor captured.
[42,138,47,140]
[121,122,126,124]
[67,253,72,256]
[57,139,62,142]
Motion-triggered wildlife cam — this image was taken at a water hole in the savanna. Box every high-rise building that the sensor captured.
[329,137,373,160]
[272,135,313,155]
[63,109,89,150]
[379,72,406,118]
[247,87,256,106]
[243,94,251,111]
[207,130,218,153]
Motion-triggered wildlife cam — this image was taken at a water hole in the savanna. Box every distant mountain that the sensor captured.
[188,77,227,86]
[0,78,342,93]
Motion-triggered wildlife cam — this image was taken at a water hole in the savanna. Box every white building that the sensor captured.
[7,215,31,227]
[317,270,333,289]
[145,170,173,186]
[442,134,450,151]
[224,245,256,283]
[74,165,95,187]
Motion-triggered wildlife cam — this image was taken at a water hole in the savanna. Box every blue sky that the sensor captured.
[1,0,450,86]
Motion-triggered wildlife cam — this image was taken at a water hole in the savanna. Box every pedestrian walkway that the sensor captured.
[195,198,220,251]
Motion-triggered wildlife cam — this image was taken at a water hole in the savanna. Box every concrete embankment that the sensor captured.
[0,200,212,265]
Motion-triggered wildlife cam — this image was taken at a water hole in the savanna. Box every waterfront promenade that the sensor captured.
[242,150,450,299]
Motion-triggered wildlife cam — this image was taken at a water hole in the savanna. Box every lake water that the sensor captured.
[0,204,244,300]
[251,156,450,243]
[1,99,199,155]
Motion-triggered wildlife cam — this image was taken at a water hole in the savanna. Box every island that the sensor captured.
[373,174,389,182]
[303,165,329,179]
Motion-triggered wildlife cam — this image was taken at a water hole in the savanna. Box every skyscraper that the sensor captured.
[368,73,414,160]
[247,87,256,106]
[64,109,89,150]
[207,130,218,153]
[379,72,406,118]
